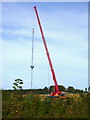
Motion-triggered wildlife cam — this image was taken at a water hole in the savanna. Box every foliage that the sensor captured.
[49,85,83,93]
[5,79,24,118]
[58,85,66,91]
[67,86,75,93]
[2,89,89,118]
[13,78,23,90]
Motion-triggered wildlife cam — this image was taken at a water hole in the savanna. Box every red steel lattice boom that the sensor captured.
[34,6,61,96]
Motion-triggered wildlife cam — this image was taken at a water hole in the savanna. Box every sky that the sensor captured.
[1,2,88,90]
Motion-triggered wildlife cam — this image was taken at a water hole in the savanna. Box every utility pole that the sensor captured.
[30,28,34,89]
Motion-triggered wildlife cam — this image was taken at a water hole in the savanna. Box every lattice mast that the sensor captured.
[30,28,34,89]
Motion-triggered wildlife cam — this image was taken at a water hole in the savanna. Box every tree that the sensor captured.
[49,85,55,93]
[58,85,66,91]
[49,85,66,93]
[85,88,87,91]
[43,87,48,94]
[13,78,23,90]
[84,88,88,93]
[74,89,83,93]
[6,78,23,118]
[67,86,75,93]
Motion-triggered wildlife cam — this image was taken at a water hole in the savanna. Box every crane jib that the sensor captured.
[34,6,60,94]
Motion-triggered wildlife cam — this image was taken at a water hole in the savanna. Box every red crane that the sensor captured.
[34,6,61,97]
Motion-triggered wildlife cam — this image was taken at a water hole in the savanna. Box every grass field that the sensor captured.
[2,90,90,119]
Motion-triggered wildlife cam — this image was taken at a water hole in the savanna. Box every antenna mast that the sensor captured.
[30,28,34,89]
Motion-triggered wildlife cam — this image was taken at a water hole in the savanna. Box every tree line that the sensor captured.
[2,78,89,94]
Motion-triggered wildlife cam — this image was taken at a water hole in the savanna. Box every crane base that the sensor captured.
[47,92,66,99]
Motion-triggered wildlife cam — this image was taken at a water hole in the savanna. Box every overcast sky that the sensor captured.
[1,2,88,90]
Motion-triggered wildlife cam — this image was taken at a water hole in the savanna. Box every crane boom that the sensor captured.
[34,6,61,95]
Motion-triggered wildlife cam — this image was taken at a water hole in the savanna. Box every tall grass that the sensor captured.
[2,91,89,118]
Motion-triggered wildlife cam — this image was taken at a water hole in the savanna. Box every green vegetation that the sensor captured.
[2,79,89,119]
[2,91,90,118]
[2,79,24,118]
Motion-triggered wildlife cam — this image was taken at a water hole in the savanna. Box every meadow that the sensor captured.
[2,90,90,119]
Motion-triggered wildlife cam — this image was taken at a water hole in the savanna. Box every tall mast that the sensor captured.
[30,28,34,89]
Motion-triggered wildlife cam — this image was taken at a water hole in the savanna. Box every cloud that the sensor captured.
[2,34,88,89]
[3,29,32,37]
[2,2,88,89]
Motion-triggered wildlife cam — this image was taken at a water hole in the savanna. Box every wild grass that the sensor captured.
[2,91,89,119]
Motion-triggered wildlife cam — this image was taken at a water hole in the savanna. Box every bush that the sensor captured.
[2,90,89,118]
